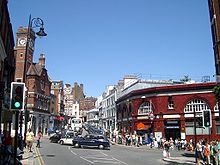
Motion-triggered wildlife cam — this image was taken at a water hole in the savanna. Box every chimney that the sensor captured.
[39,53,45,68]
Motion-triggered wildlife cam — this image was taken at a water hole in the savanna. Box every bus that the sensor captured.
[71,118,82,132]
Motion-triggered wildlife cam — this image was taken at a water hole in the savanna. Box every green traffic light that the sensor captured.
[14,102,21,108]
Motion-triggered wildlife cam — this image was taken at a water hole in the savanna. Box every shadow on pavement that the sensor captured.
[181,152,195,158]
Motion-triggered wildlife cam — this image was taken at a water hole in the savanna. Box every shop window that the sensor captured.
[168,96,174,109]
[185,121,209,135]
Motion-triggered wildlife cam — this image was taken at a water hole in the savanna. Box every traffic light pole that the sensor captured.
[14,111,19,164]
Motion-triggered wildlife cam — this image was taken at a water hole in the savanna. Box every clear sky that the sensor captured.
[8,0,215,97]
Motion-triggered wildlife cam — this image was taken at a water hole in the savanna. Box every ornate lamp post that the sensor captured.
[14,15,47,164]
[22,14,47,140]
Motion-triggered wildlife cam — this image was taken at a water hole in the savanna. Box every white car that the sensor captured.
[59,132,75,145]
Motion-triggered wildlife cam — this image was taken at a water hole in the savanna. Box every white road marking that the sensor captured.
[92,160,121,164]
[80,156,94,164]
[82,156,115,160]
[100,151,108,156]
[69,147,127,164]
[71,150,77,155]
[112,157,127,165]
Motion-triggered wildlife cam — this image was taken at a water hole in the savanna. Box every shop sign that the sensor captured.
[137,122,145,130]
[165,126,179,129]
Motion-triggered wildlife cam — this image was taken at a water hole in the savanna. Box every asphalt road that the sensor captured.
[37,137,178,165]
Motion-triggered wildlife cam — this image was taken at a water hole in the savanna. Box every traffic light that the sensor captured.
[202,110,212,128]
[10,82,25,110]
[197,117,203,127]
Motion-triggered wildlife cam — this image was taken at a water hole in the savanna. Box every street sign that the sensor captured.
[149,113,154,120]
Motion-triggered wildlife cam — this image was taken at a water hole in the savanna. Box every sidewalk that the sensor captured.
[21,143,37,165]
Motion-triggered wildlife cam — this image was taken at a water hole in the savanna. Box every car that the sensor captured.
[49,132,62,143]
[59,132,76,145]
[72,134,110,150]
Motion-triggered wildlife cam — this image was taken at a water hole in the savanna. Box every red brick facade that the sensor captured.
[116,82,219,142]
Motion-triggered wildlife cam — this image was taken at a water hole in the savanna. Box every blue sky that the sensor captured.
[8,0,215,97]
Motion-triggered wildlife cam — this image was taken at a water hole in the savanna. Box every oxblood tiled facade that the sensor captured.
[116,82,219,142]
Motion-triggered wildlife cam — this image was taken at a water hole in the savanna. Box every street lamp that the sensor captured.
[14,15,47,163]
[23,14,47,139]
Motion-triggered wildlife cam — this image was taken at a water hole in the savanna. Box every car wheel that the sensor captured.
[74,143,80,148]
[98,144,104,149]
[60,140,64,145]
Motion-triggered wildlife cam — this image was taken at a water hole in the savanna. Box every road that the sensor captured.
[36,137,181,165]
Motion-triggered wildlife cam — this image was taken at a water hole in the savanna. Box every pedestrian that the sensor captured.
[163,140,171,158]
[26,128,34,152]
[196,140,203,165]
[36,131,42,148]
[203,142,211,165]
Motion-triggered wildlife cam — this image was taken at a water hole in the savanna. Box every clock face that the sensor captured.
[18,37,27,46]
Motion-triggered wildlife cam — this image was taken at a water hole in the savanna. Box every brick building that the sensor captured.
[116,82,219,142]
[0,0,15,132]
[51,80,65,129]
[14,27,51,135]
[208,0,220,80]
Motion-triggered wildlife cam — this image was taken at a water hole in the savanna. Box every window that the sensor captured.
[168,96,174,109]
[184,99,209,113]
[138,101,153,115]
[20,53,23,58]
[185,121,209,135]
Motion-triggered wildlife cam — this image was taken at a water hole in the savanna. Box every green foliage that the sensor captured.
[213,85,220,97]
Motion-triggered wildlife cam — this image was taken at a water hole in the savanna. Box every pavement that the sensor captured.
[21,139,45,165]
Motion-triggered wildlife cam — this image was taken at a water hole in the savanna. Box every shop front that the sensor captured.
[135,121,152,144]
[164,120,180,140]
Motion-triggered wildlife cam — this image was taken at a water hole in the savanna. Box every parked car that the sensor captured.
[49,132,62,143]
[59,132,76,145]
[72,134,110,150]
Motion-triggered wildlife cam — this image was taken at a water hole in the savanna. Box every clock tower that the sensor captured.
[14,27,36,82]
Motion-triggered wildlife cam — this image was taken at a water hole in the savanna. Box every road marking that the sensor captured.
[80,156,94,164]
[35,146,45,165]
[100,151,108,156]
[70,150,77,155]
[82,156,115,160]
[69,147,127,164]
[112,157,127,165]
[92,160,121,164]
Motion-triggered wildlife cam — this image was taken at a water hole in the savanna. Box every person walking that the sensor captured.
[204,142,211,165]
[163,140,171,158]
[36,131,42,148]
[196,140,203,165]
[26,129,34,152]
